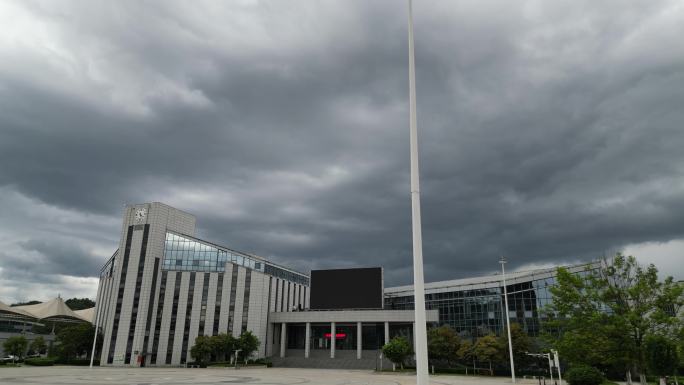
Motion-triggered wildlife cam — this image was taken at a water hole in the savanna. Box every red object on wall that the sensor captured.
[324,333,347,339]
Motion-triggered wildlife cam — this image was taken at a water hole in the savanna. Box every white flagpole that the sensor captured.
[407,0,429,384]
[501,256,516,382]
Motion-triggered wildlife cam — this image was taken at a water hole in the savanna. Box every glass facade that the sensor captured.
[385,275,562,338]
[161,232,309,285]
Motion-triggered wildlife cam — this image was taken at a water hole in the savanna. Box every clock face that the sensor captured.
[134,208,147,222]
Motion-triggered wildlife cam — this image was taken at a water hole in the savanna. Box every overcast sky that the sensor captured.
[1,0,683,304]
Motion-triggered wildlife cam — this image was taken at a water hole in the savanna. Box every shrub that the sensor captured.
[566,366,605,385]
[54,358,99,366]
[25,358,55,366]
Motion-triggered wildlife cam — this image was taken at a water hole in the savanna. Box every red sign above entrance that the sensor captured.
[324,333,347,339]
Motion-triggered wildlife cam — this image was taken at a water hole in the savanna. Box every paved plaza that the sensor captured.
[0,366,542,385]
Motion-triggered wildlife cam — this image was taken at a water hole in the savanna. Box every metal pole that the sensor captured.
[552,350,562,385]
[500,256,516,382]
[407,0,429,384]
[548,353,554,382]
[89,276,104,368]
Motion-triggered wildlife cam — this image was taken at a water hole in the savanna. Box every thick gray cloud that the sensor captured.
[1,0,683,303]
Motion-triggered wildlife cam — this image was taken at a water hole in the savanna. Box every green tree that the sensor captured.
[55,323,101,360]
[65,298,95,311]
[382,336,412,370]
[190,335,213,364]
[499,323,533,369]
[474,334,502,374]
[210,333,237,361]
[678,326,684,372]
[3,336,28,361]
[237,331,259,362]
[645,334,679,377]
[29,336,47,356]
[457,339,476,370]
[548,254,684,384]
[427,325,461,367]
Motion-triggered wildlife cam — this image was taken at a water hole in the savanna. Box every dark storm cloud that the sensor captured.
[1,0,683,302]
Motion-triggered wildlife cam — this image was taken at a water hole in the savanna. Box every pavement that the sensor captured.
[0,366,546,385]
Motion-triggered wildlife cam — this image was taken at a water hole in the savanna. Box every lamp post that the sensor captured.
[500,256,516,382]
[407,0,429,384]
[551,349,562,385]
[89,277,103,369]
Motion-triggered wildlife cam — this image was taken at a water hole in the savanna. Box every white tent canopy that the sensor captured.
[0,300,36,319]
[74,307,95,323]
[13,296,86,322]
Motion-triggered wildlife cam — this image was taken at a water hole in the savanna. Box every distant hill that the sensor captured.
[10,298,95,310]
[10,300,42,307]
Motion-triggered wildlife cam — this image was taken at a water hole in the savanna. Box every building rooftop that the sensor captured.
[384,262,598,296]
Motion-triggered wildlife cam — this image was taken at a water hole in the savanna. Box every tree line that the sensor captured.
[382,322,532,374]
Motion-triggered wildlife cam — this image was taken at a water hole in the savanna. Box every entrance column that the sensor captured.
[280,323,286,358]
[305,322,311,358]
[357,322,362,359]
[330,322,336,359]
[413,322,416,347]
[384,321,390,345]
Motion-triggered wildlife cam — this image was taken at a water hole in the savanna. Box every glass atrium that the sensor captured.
[162,232,309,285]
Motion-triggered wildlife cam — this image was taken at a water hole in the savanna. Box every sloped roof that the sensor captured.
[74,307,95,323]
[0,300,36,319]
[385,262,600,296]
[14,297,84,321]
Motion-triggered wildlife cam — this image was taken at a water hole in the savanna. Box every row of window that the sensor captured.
[162,232,309,285]
[385,277,558,337]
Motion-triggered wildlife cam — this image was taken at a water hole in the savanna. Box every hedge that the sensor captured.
[54,358,99,366]
[25,358,55,366]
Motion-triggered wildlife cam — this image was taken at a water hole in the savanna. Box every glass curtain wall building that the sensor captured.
[384,263,596,338]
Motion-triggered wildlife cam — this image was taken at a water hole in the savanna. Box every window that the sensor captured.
[161,232,309,285]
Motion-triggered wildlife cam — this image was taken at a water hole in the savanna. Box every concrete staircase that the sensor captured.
[271,350,392,370]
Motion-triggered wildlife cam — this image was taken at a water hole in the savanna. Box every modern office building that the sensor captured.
[385,263,595,338]
[95,202,595,368]
[96,203,309,366]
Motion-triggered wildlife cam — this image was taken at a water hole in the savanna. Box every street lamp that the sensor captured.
[407,0,429,384]
[89,278,104,369]
[551,349,562,384]
[500,256,516,382]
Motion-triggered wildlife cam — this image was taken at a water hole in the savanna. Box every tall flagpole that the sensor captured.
[500,256,516,382]
[407,1,429,384]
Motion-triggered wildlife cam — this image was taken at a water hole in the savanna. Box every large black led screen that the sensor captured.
[309,267,383,310]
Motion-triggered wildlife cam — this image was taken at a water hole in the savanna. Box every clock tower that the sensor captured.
[100,202,196,366]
